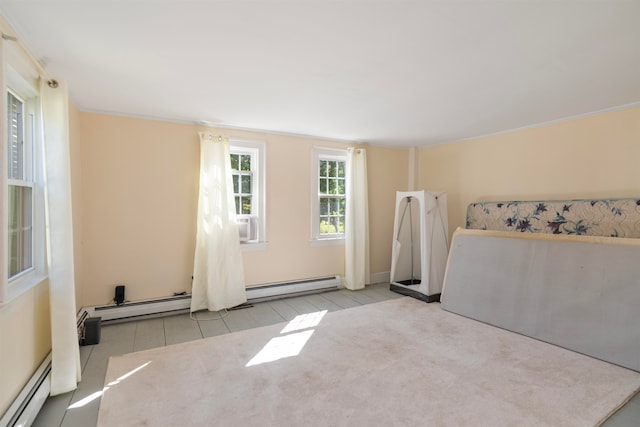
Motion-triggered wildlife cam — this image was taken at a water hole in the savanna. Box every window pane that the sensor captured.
[241,175,251,194]
[320,198,329,215]
[230,154,239,171]
[328,178,336,194]
[330,199,341,215]
[7,93,24,180]
[235,196,240,214]
[241,196,252,214]
[319,178,327,194]
[319,218,328,234]
[329,217,339,234]
[338,161,345,177]
[240,154,251,171]
[232,174,239,193]
[8,185,33,278]
[320,160,328,177]
[328,161,336,178]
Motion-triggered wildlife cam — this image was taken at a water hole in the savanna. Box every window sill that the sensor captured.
[1,272,48,307]
[240,241,268,252]
[311,237,345,247]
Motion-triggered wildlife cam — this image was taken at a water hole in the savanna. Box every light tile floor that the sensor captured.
[32,283,640,426]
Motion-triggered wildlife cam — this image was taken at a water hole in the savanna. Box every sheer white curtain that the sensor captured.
[191,132,247,312]
[344,147,370,290]
[41,79,82,395]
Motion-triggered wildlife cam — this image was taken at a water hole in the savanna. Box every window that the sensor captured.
[3,64,45,303]
[312,148,347,241]
[7,91,34,279]
[229,139,266,246]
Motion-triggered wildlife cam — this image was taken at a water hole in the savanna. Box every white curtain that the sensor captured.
[41,79,82,395]
[191,132,247,312]
[344,147,370,290]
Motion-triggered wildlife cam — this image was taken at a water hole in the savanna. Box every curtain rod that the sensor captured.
[1,31,57,87]
[199,131,226,142]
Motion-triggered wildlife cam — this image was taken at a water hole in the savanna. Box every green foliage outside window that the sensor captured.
[319,159,346,235]
[230,153,253,215]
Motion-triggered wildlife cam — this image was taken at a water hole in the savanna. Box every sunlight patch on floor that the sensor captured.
[246,330,314,366]
[68,361,151,410]
[247,310,328,367]
[281,310,327,334]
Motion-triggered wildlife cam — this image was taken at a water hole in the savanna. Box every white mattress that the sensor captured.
[441,228,640,372]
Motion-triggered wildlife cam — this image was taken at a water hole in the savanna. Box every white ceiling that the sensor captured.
[1,1,639,147]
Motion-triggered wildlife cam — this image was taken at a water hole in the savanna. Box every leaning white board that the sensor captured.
[441,228,640,372]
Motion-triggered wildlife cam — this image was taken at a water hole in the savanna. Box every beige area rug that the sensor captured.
[97,298,640,426]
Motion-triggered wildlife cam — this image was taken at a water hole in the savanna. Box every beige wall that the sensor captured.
[78,113,410,306]
[419,106,640,236]
[0,281,51,416]
[367,146,410,275]
[79,114,199,305]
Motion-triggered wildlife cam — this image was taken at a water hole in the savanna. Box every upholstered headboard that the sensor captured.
[466,198,640,238]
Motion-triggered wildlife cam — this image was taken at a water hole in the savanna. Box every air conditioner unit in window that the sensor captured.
[237,217,252,242]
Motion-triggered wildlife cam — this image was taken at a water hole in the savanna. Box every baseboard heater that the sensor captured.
[86,294,193,324]
[0,354,51,427]
[81,276,341,324]
[245,275,341,303]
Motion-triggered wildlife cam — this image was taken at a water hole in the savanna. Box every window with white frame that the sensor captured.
[4,64,45,302]
[229,140,265,245]
[7,90,33,278]
[312,148,347,240]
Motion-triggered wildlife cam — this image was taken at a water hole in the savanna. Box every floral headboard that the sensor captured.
[466,198,640,238]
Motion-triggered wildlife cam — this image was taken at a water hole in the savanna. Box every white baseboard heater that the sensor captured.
[245,275,341,302]
[0,354,51,427]
[86,293,192,323]
[82,276,341,324]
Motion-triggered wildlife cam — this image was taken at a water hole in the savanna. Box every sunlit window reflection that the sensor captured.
[67,361,151,410]
[246,309,329,367]
[246,330,314,367]
[107,361,151,387]
[281,310,327,334]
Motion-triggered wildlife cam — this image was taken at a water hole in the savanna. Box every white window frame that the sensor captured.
[230,138,266,251]
[2,65,46,305]
[311,147,347,245]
